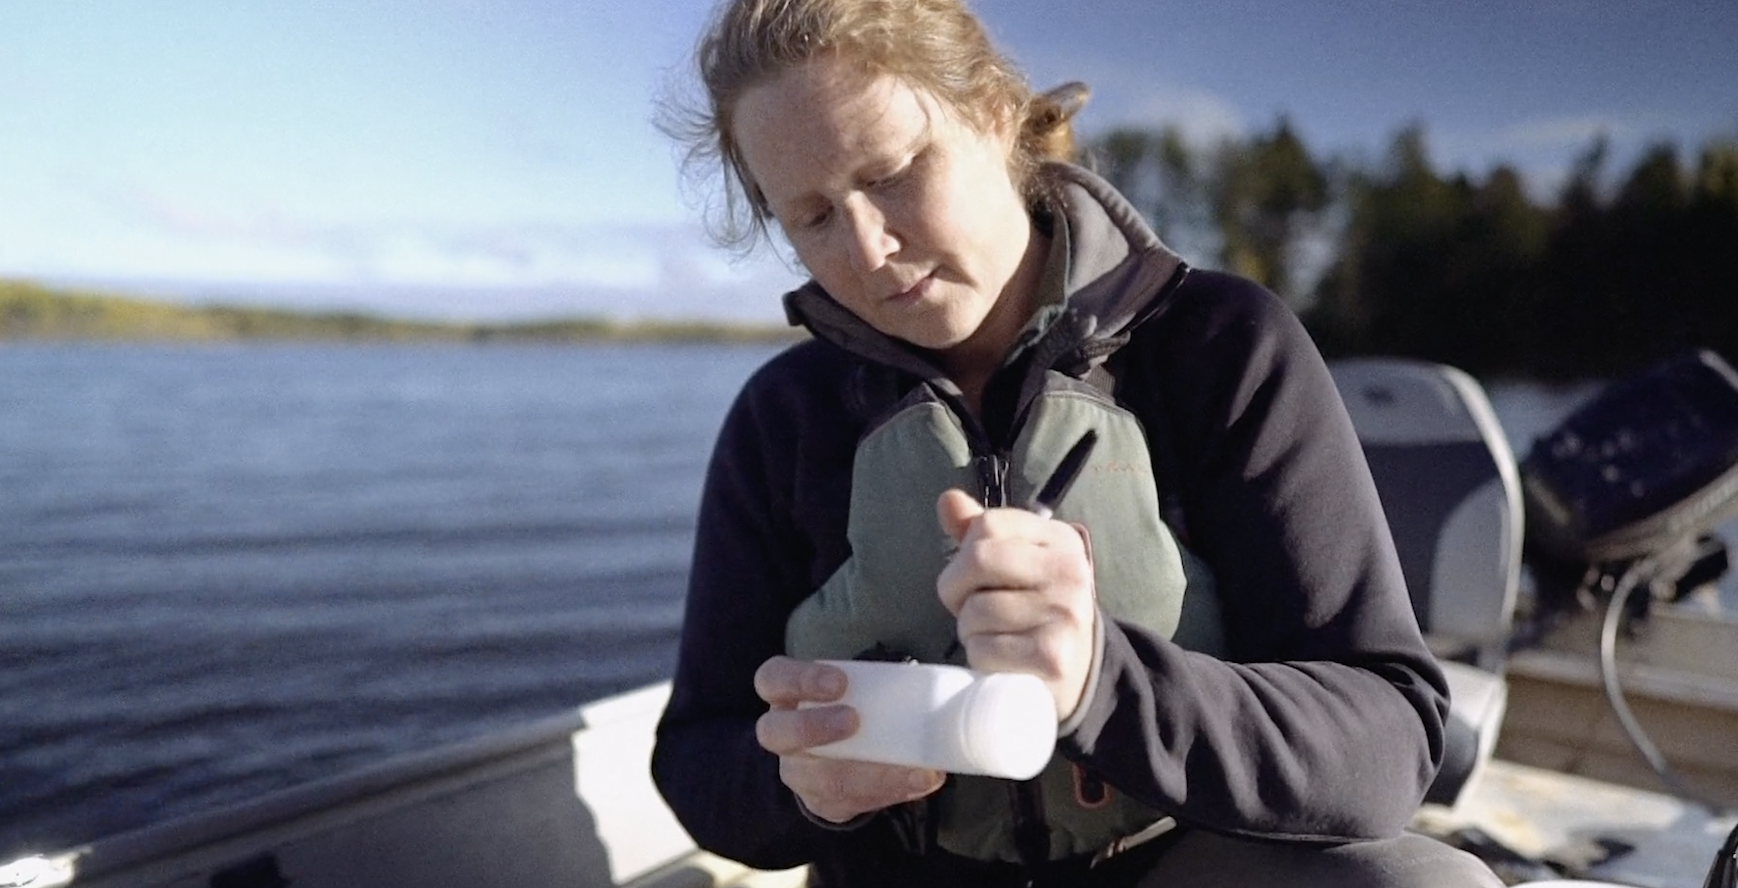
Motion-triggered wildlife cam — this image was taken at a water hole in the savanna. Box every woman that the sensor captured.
[651,1,1502,885]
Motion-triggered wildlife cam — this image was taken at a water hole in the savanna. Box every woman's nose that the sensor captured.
[842,198,898,273]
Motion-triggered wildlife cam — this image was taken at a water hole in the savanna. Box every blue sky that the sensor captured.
[2,1,1734,323]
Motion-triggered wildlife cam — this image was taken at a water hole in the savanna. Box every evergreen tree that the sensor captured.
[1090,117,1738,380]
[1091,125,1216,265]
[1212,117,1331,304]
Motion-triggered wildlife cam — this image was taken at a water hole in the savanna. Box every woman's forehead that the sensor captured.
[734,60,941,192]
[742,59,930,141]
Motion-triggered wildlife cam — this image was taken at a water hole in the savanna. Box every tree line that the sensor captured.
[0,280,800,345]
[1088,121,1738,381]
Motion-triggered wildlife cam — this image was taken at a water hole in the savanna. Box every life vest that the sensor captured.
[779,161,1229,864]
[784,360,1227,862]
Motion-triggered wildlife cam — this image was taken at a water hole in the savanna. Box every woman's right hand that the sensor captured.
[753,655,946,824]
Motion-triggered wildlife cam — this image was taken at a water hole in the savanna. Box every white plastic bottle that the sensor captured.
[800,660,1057,780]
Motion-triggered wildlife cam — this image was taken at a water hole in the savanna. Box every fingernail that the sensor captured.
[909,770,939,792]
[816,668,845,698]
[827,707,857,736]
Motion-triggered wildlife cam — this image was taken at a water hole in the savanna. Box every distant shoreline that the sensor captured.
[0,279,804,345]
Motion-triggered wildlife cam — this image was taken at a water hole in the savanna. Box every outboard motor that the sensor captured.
[1523,348,1738,569]
[1518,348,1738,813]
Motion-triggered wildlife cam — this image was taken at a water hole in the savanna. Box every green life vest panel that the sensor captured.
[785,370,1225,862]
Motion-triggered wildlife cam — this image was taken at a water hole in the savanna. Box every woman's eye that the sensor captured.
[795,207,832,231]
[877,149,931,188]
[868,163,911,191]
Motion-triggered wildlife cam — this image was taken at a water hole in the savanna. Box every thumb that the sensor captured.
[1069,521,1095,567]
[936,488,984,545]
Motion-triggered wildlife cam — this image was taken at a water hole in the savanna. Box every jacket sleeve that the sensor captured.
[649,357,841,870]
[1059,271,1450,842]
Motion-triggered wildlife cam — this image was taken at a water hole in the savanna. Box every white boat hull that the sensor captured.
[9,675,1734,888]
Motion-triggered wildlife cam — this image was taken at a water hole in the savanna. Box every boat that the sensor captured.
[5,355,1738,888]
[1329,351,1738,887]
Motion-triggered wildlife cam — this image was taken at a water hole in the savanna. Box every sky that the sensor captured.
[2,1,1735,324]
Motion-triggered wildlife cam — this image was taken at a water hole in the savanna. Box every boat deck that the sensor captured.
[628,758,1738,888]
[1415,758,1736,887]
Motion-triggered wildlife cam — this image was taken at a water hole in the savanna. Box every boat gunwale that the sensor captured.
[51,683,675,882]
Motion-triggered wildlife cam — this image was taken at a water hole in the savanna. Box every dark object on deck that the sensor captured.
[210,853,289,888]
[1443,827,1559,884]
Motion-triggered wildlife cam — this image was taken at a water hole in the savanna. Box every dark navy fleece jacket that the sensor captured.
[651,164,1447,884]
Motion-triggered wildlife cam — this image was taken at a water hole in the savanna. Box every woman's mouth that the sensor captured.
[887,273,933,304]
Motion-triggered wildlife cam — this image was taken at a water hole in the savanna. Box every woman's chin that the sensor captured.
[887,317,978,355]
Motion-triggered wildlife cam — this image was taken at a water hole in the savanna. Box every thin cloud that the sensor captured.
[78,179,801,321]
[1062,59,1247,148]
[102,184,310,244]
[1429,108,1729,200]
[1118,85,1246,145]
[1490,114,1638,153]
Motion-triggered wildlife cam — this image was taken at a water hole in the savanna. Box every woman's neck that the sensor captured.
[938,223,1051,416]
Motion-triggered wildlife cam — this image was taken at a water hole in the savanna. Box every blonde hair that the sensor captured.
[662,0,1088,253]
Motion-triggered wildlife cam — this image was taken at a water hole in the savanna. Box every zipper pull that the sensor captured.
[976,453,1009,508]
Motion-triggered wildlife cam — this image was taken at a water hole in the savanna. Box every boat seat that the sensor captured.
[1329,358,1524,809]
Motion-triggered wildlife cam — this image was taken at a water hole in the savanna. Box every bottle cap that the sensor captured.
[957,672,1057,779]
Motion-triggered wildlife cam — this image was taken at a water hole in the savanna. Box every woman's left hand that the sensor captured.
[935,488,1097,723]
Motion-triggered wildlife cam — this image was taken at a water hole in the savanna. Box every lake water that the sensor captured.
[0,342,776,858]
[0,343,1728,860]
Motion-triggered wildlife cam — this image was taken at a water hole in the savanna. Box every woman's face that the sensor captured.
[733,56,1040,366]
